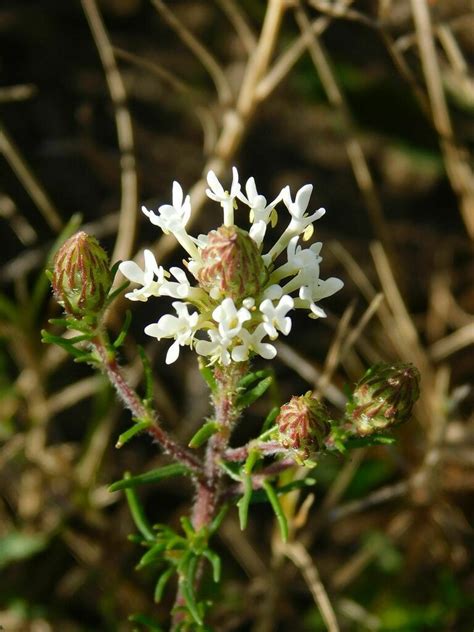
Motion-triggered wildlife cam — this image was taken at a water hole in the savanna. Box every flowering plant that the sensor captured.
[44,169,419,630]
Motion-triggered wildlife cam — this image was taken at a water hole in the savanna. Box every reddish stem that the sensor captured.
[223,440,288,462]
[92,334,203,477]
[192,363,247,529]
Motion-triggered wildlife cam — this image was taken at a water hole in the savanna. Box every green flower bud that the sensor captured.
[345,363,420,436]
[276,392,331,462]
[52,231,112,320]
[197,225,268,304]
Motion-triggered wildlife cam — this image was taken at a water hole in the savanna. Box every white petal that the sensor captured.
[245,177,257,201]
[207,170,223,195]
[119,260,144,284]
[281,186,291,208]
[172,181,183,209]
[249,221,266,245]
[144,323,163,338]
[294,184,313,214]
[310,304,327,318]
[313,277,344,299]
[166,340,180,364]
[257,342,277,360]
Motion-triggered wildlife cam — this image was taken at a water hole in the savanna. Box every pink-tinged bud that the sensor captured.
[276,392,331,462]
[197,225,268,303]
[345,363,420,436]
[52,232,112,320]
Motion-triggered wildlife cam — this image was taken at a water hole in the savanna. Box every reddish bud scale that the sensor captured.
[346,363,420,436]
[197,225,268,304]
[276,392,331,461]
[52,231,111,320]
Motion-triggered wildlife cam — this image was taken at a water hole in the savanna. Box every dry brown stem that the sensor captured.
[82,0,138,265]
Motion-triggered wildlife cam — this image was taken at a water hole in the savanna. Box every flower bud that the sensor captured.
[52,231,112,320]
[197,225,268,303]
[345,363,420,436]
[276,392,331,462]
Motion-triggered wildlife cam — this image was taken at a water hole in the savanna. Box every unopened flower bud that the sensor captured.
[52,231,112,320]
[198,225,268,303]
[345,363,420,436]
[276,392,331,462]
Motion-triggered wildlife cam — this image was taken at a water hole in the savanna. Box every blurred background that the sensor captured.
[0,1,473,630]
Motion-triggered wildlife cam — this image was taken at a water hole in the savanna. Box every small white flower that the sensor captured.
[283,184,326,231]
[144,301,199,364]
[212,297,251,340]
[119,249,164,302]
[232,324,277,362]
[143,181,191,233]
[297,277,344,318]
[195,329,232,366]
[271,237,322,287]
[266,185,326,261]
[159,266,191,299]
[142,182,199,259]
[206,167,241,226]
[259,295,294,338]
[239,178,282,246]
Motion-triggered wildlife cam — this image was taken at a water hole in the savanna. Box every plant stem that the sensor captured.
[92,332,203,477]
[223,440,288,462]
[192,362,247,529]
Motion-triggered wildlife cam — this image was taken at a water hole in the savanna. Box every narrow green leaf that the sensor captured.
[105,280,130,307]
[128,613,164,631]
[180,517,195,540]
[48,316,91,332]
[237,473,253,531]
[237,376,273,409]
[262,480,288,542]
[261,406,280,433]
[109,463,190,491]
[345,435,396,449]
[115,420,151,448]
[238,369,271,390]
[109,260,121,283]
[198,358,217,393]
[249,477,317,504]
[208,503,229,535]
[218,460,241,482]
[113,310,132,349]
[180,578,203,626]
[137,542,167,568]
[244,449,261,474]
[154,567,174,603]
[188,421,219,448]
[203,549,221,583]
[124,475,155,542]
[41,330,92,361]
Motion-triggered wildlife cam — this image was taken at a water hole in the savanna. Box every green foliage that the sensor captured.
[236,369,273,409]
[110,464,190,491]
[262,480,288,542]
[188,421,219,448]
[115,420,152,448]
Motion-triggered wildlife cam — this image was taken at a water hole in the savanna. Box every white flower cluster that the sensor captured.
[119,169,343,365]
